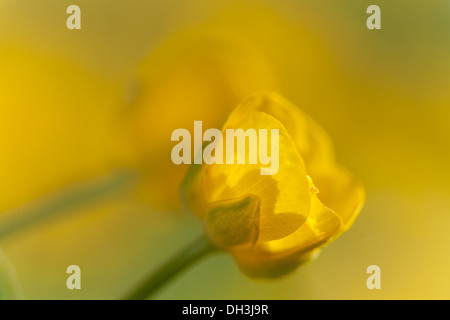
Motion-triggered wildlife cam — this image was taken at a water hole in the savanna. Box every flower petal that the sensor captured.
[265,177,343,254]
[236,92,336,173]
[259,212,306,242]
[203,109,311,239]
[228,178,343,278]
[312,166,365,229]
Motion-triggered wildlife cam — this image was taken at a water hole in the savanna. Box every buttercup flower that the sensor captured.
[182,92,365,278]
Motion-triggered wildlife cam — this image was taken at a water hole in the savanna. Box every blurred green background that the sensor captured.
[0,0,449,299]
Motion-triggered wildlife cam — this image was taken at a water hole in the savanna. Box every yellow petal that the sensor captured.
[202,109,311,241]
[259,212,306,242]
[235,92,336,173]
[230,179,342,278]
[265,177,343,254]
[312,165,365,229]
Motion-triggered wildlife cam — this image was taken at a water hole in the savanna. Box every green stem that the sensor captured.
[0,171,137,241]
[125,235,218,300]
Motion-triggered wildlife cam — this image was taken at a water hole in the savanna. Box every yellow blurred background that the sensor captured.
[0,0,449,299]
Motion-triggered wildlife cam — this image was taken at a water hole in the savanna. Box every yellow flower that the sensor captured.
[182,92,365,278]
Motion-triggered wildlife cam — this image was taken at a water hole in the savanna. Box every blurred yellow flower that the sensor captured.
[0,45,123,214]
[182,92,365,278]
[123,28,276,210]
